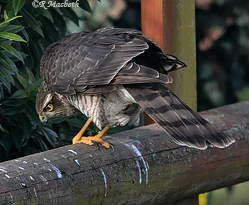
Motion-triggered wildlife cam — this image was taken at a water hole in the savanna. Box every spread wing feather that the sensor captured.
[125,83,235,149]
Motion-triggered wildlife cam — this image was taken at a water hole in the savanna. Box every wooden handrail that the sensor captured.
[0,101,248,204]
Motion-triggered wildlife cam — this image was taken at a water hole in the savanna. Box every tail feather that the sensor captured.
[125,83,235,149]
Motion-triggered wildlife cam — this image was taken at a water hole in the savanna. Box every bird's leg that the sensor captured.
[72,120,110,148]
[72,118,92,144]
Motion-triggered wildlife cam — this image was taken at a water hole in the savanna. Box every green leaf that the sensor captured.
[50,8,66,36]
[18,114,32,140]
[0,124,6,132]
[2,98,26,107]
[0,31,26,42]
[0,82,4,100]
[19,26,29,43]
[49,117,69,124]
[0,66,14,85]
[10,89,28,99]
[32,137,48,151]
[28,39,43,65]
[26,67,36,84]
[60,7,79,26]
[12,0,26,15]
[40,16,60,42]
[0,25,24,33]
[0,53,18,73]
[18,51,28,60]
[0,75,11,93]
[29,78,41,91]
[0,134,12,153]
[20,9,44,37]
[40,127,57,147]
[24,104,41,125]
[0,15,22,27]
[66,118,84,129]
[0,42,24,63]
[5,2,15,18]
[36,7,54,23]
[11,127,24,151]
[79,0,92,13]
[0,0,9,3]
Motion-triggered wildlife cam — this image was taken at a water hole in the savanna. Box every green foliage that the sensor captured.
[0,0,91,161]
[237,86,249,101]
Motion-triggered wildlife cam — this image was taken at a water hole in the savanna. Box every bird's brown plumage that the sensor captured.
[36,27,235,149]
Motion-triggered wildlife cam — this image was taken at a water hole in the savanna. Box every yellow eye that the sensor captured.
[46,104,54,112]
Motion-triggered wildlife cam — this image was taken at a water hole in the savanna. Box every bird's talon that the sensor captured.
[101,141,110,149]
[73,136,110,148]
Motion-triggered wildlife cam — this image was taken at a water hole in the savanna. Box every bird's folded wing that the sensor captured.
[40,28,187,95]
[78,62,174,94]
[112,62,173,84]
[40,30,148,95]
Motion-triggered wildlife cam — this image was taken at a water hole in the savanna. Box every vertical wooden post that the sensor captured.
[141,0,198,204]
[141,0,197,110]
[141,0,165,125]
[165,0,197,111]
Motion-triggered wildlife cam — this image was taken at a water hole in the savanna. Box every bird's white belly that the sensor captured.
[103,86,141,128]
[68,86,141,129]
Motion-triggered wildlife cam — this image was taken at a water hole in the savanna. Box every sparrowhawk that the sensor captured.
[36,28,235,149]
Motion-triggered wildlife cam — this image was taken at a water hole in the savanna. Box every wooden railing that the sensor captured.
[0,101,248,205]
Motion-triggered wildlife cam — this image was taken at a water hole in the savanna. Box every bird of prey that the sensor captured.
[36,27,235,149]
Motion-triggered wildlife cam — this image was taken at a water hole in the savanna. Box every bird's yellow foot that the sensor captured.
[72,124,110,148]
[73,134,110,148]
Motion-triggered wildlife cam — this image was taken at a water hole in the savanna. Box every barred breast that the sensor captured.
[66,86,142,129]
[103,86,142,128]
[66,94,107,129]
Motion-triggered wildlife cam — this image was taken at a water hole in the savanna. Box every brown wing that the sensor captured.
[125,83,235,149]
[40,28,185,95]
[40,28,146,94]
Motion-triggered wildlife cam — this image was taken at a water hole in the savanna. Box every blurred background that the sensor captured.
[0,0,248,204]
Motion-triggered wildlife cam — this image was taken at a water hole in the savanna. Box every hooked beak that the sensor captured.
[39,115,47,123]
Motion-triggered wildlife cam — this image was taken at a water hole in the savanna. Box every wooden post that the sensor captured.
[141,0,165,125]
[141,0,197,118]
[164,0,197,112]
[142,1,198,204]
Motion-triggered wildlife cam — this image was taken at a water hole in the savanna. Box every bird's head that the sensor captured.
[36,83,78,123]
